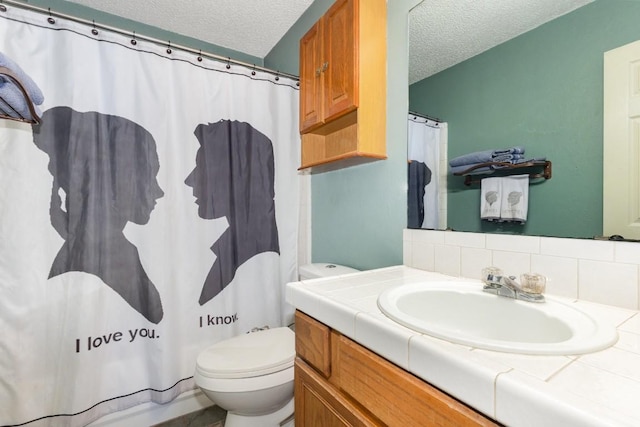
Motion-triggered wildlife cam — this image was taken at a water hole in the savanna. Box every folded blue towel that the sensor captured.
[492,153,525,163]
[450,163,494,175]
[513,157,546,164]
[0,82,38,119]
[0,52,44,120]
[492,146,525,156]
[449,147,525,167]
[449,150,495,167]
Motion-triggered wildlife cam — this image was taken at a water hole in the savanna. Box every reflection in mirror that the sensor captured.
[408,0,640,239]
[407,113,447,230]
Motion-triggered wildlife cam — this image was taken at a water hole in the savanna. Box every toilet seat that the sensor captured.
[196,327,295,380]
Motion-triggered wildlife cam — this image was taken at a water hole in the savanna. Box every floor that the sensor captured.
[152,405,227,427]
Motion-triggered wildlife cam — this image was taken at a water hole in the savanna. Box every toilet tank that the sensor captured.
[298,263,360,280]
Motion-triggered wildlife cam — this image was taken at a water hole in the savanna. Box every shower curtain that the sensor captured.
[408,115,442,229]
[0,6,299,427]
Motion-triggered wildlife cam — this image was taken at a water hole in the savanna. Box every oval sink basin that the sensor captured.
[377,281,618,355]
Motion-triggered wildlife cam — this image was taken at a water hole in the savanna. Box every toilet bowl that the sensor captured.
[194,263,360,427]
[195,327,295,427]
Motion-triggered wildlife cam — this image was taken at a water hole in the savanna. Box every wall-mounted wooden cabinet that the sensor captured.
[298,0,387,172]
[294,311,499,426]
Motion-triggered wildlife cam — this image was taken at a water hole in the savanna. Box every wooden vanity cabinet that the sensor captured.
[298,0,387,171]
[294,310,499,427]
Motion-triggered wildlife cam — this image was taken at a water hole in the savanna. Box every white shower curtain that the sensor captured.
[407,115,443,229]
[0,6,299,427]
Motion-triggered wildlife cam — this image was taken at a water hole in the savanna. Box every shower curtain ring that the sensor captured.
[131,31,137,46]
[275,71,280,82]
[47,8,55,24]
[91,20,98,36]
[251,65,256,76]
[0,3,6,13]
[226,57,231,69]
[197,50,203,62]
[166,41,172,54]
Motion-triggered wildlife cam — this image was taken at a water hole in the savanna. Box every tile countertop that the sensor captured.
[285,266,640,427]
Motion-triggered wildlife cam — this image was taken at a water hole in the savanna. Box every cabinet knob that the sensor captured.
[315,67,322,77]
[321,62,329,72]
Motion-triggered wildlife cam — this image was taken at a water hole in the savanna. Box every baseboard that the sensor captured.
[88,389,215,426]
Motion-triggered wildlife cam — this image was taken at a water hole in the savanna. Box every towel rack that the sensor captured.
[453,160,552,186]
[0,66,41,124]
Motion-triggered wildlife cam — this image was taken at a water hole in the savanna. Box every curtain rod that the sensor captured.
[409,110,442,123]
[0,0,299,82]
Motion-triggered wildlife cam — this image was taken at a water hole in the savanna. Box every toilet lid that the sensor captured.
[196,327,295,379]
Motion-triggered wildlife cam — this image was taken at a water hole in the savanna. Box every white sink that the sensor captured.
[377,281,618,355]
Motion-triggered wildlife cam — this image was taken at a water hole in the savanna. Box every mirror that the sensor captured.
[407,0,640,239]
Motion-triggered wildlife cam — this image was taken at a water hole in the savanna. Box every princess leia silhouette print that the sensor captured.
[32,106,165,324]
[185,120,280,305]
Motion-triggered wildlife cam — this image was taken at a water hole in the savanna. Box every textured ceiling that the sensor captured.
[409,0,593,84]
[65,0,594,84]
[64,0,315,58]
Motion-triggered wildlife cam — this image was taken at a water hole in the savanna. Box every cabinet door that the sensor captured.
[300,20,324,133]
[295,358,379,427]
[323,0,357,122]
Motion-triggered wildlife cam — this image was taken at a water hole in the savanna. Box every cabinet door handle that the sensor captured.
[316,67,322,77]
[321,62,329,72]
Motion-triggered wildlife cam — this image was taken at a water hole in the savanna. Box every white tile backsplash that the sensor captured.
[460,247,492,280]
[491,250,531,277]
[404,229,640,311]
[410,240,434,271]
[578,260,638,310]
[433,244,460,276]
[444,230,486,248]
[531,254,578,299]
[615,241,640,263]
[486,233,540,253]
[541,236,615,261]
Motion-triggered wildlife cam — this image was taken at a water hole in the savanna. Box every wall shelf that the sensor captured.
[453,160,552,186]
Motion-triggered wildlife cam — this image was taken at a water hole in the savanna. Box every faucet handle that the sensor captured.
[520,273,546,294]
[481,266,503,284]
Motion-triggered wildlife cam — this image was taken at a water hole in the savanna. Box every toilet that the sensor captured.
[194,263,359,427]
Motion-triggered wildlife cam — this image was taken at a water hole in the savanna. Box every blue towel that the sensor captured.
[449,147,525,167]
[449,150,495,167]
[0,52,44,120]
[491,153,525,163]
[513,157,546,164]
[492,146,525,156]
[449,163,494,175]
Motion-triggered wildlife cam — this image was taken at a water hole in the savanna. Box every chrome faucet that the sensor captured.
[482,268,546,303]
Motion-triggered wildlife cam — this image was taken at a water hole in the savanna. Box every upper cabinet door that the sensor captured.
[323,0,357,122]
[298,0,386,171]
[299,20,324,133]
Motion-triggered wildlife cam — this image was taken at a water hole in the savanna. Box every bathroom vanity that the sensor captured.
[294,310,496,426]
[286,266,640,426]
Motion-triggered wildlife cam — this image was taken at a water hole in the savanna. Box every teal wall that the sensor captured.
[409,0,640,239]
[267,1,422,271]
[24,0,261,65]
